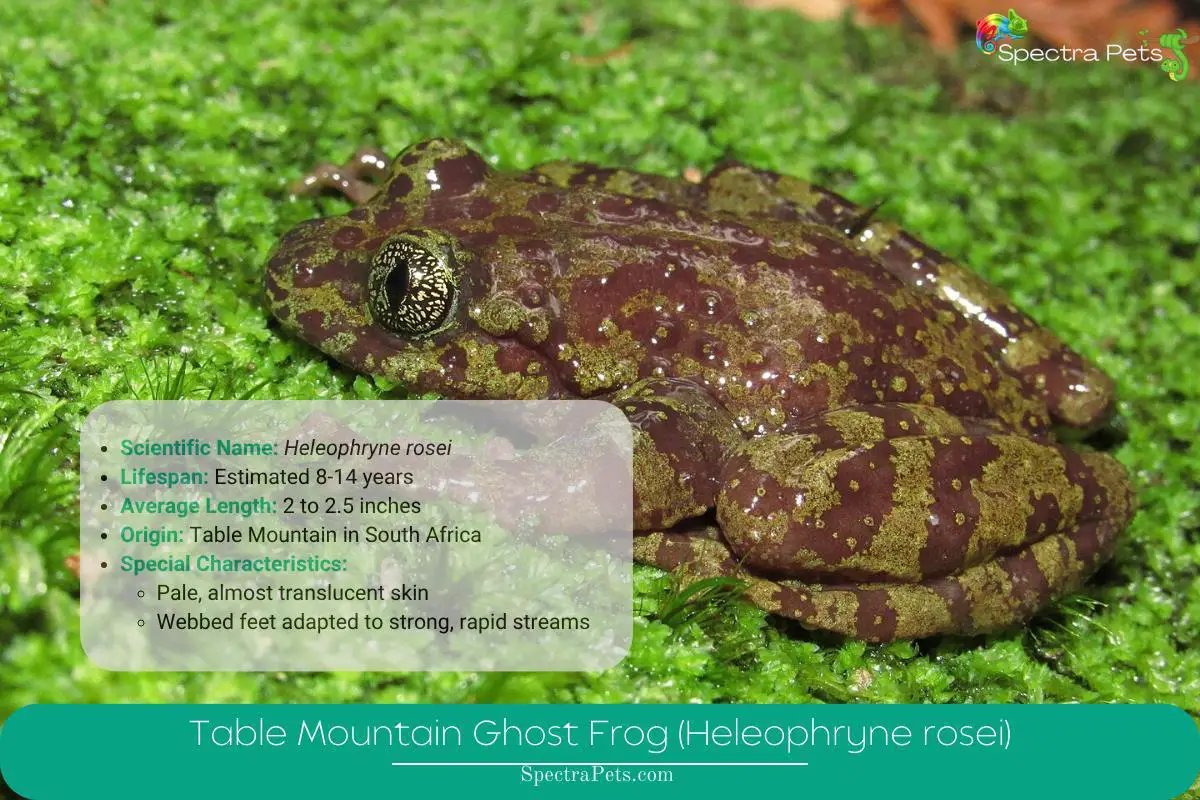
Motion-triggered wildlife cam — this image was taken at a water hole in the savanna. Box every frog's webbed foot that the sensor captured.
[637,402,1133,641]
[289,146,392,205]
[697,162,1116,430]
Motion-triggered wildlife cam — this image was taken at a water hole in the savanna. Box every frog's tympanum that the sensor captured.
[265,139,1133,642]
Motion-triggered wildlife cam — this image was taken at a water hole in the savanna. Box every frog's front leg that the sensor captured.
[290,146,392,205]
[609,377,745,530]
[700,161,1115,430]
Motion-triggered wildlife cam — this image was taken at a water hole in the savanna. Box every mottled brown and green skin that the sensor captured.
[265,139,1134,642]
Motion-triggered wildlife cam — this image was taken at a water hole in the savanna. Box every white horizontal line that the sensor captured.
[392,762,808,767]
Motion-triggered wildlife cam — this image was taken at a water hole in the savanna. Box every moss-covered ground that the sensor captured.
[1,0,1198,718]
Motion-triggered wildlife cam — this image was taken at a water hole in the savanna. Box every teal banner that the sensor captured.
[2,704,1197,798]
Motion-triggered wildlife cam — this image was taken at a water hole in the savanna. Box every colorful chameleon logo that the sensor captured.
[976,9,1029,55]
[1159,28,1196,82]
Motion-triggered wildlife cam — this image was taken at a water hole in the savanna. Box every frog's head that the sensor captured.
[265,139,568,399]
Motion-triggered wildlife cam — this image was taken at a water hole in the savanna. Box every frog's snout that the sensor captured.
[263,216,370,344]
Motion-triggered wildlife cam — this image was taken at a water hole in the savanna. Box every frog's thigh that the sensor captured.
[715,405,1134,584]
[609,377,745,530]
[699,162,1115,429]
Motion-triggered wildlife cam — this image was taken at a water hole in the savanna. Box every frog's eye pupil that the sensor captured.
[384,259,410,307]
[368,236,459,338]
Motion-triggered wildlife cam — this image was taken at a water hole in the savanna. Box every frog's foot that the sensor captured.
[698,161,1116,430]
[289,146,392,205]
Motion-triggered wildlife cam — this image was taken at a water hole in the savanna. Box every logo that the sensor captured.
[976,9,1028,54]
[978,11,1194,82]
[1159,28,1197,81]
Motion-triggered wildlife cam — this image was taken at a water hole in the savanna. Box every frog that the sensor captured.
[264,138,1134,642]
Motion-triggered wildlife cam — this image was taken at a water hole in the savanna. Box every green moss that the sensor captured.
[1,0,1198,715]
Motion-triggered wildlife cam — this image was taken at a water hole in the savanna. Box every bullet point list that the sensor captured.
[79,399,630,672]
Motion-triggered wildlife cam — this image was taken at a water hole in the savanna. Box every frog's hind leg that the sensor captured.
[788,508,1125,641]
[638,464,1131,642]
[698,161,1116,430]
[636,402,1133,641]
[290,146,392,205]
[717,402,1134,580]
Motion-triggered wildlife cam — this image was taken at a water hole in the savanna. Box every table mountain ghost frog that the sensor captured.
[264,139,1133,641]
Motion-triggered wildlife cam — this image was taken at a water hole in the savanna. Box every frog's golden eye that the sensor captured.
[367,233,459,338]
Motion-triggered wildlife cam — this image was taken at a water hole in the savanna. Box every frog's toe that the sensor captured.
[635,526,737,575]
[290,146,392,205]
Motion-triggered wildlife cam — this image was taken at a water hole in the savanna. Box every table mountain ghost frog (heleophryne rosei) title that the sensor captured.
[264,139,1133,642]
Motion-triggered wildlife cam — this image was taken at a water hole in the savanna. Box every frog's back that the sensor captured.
[267,138,1050,434]
[524,185,1043,435]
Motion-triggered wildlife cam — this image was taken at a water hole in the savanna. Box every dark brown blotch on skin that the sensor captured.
[387,173,415,200]
[432,154,491,197]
